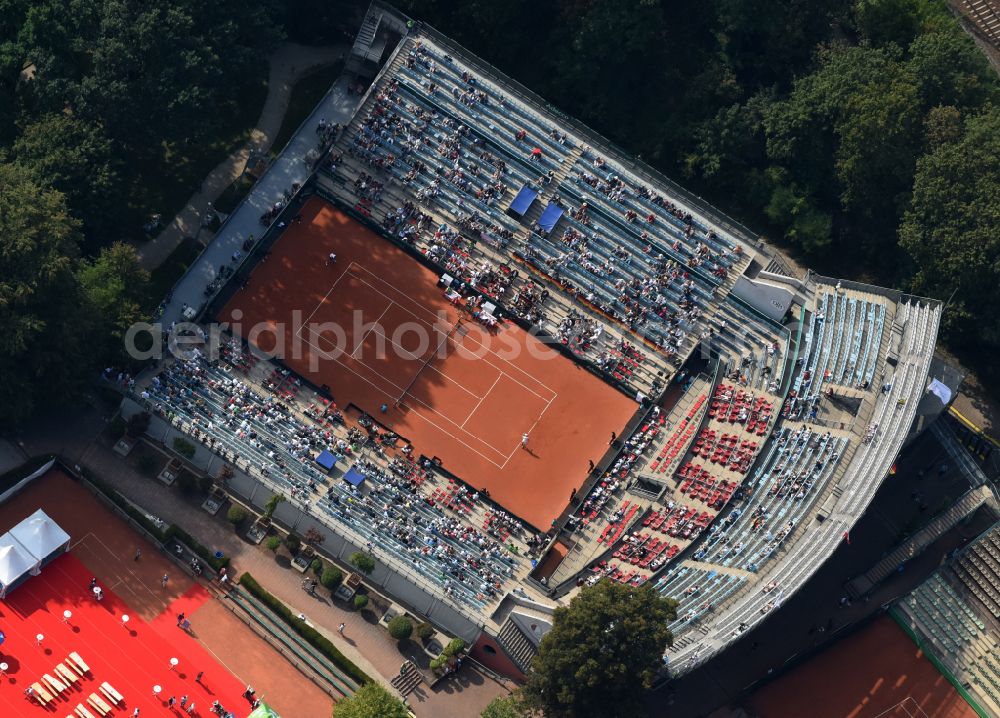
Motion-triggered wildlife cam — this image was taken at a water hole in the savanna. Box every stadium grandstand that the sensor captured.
[892,512,1000,716]
[125,4,945,685]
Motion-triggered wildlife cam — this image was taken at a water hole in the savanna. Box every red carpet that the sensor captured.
[0,553,250,717]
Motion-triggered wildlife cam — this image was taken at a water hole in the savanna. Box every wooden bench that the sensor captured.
[87,692,112,716]
[43,672,67,694]
[30,681,53,705]
[75,704,96,718]
[56,662,79,685]
[68,651,90,674]
[99,682,122,705]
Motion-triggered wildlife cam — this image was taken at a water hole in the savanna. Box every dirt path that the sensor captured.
[138,42,348,271]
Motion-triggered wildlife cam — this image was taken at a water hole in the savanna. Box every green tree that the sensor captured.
[387,615,413,641]
[332,682,409,718]
[522,580,677,718]
[13,113,122,243]
[78,242,149,363]
[905,28,998,111]
[320,566,343,590]
[900,108,1000,349]
[349,551,375,575]
[226,505,248,526]
[854,0,924,48]
[482,694,529,718]
[0,162,96,426]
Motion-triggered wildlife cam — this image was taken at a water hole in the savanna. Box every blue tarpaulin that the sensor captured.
[537,202,564,233]
[343,467,366,488]
[315,450,337,471]
[507,186,538,219]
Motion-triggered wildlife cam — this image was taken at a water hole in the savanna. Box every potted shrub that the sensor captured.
[387,615,413,641]
[416,622,435,642]
[227,505,248,529]
[320,566,343,591]
[125,412,151,438]
[353,594,369,611]
[265,536,282,553]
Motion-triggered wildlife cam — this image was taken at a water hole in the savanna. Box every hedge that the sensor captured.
[238,572,370,687]
[77,465,229,571]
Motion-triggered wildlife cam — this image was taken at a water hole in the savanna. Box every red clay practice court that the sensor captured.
[747,615,978,718]
[222,198,638,528]
[0,553,249,717]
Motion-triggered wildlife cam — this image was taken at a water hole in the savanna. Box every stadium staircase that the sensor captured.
[511,144,584,245]
[496,617,539,673]
[390,661,424,697]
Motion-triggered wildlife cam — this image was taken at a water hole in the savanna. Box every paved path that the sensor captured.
[139,41,349,272]
[65,438,510,717]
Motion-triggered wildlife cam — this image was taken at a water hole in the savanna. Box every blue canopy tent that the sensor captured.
[315,450,338,472]
[506,186,538,221]
[536,202,564,235]
[343,467,366,488]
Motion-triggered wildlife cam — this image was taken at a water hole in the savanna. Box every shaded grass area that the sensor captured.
[144,237,203,311]
[127,77,270,241]
[270,62,344,156]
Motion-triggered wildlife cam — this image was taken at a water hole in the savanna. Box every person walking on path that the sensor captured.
[161,573,169,589]
[176,612,185,627]
[134,548,141,561]
[338,622,345,636]
[521,433,529,449]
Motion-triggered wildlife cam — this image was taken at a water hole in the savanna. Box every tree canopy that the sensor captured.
[332,682,409,718]
[0,0,320,425]
[521,580,677,718]
[0,163,96,424]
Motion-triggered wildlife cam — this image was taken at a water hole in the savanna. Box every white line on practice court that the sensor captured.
[462,375,501,428]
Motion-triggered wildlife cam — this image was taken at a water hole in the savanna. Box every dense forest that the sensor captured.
[399,0,1000,375]
[1,0,998,427]
[0,0,345,425]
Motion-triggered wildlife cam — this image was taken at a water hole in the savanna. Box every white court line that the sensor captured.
[300,260,359,326]
[499,394,557,470]
[297,324,406,393]
[350,303,392,359]
[304,262,558,402]
[345,263,559,398]
[297,262,578,466]
[298,325,510,461]
[72,532,160,600]
[462,375,501,428]
[870,697,928,718]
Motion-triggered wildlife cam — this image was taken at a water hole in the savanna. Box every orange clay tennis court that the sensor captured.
[747,615,978,718]
[222,197,638,528]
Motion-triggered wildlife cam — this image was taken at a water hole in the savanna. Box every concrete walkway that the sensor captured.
[13,392,513,715]
[63,438,511,717]
[139,41,349,272]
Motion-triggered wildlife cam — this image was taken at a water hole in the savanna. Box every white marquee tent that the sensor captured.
[0,533,39,598]
[9,509,71,569]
